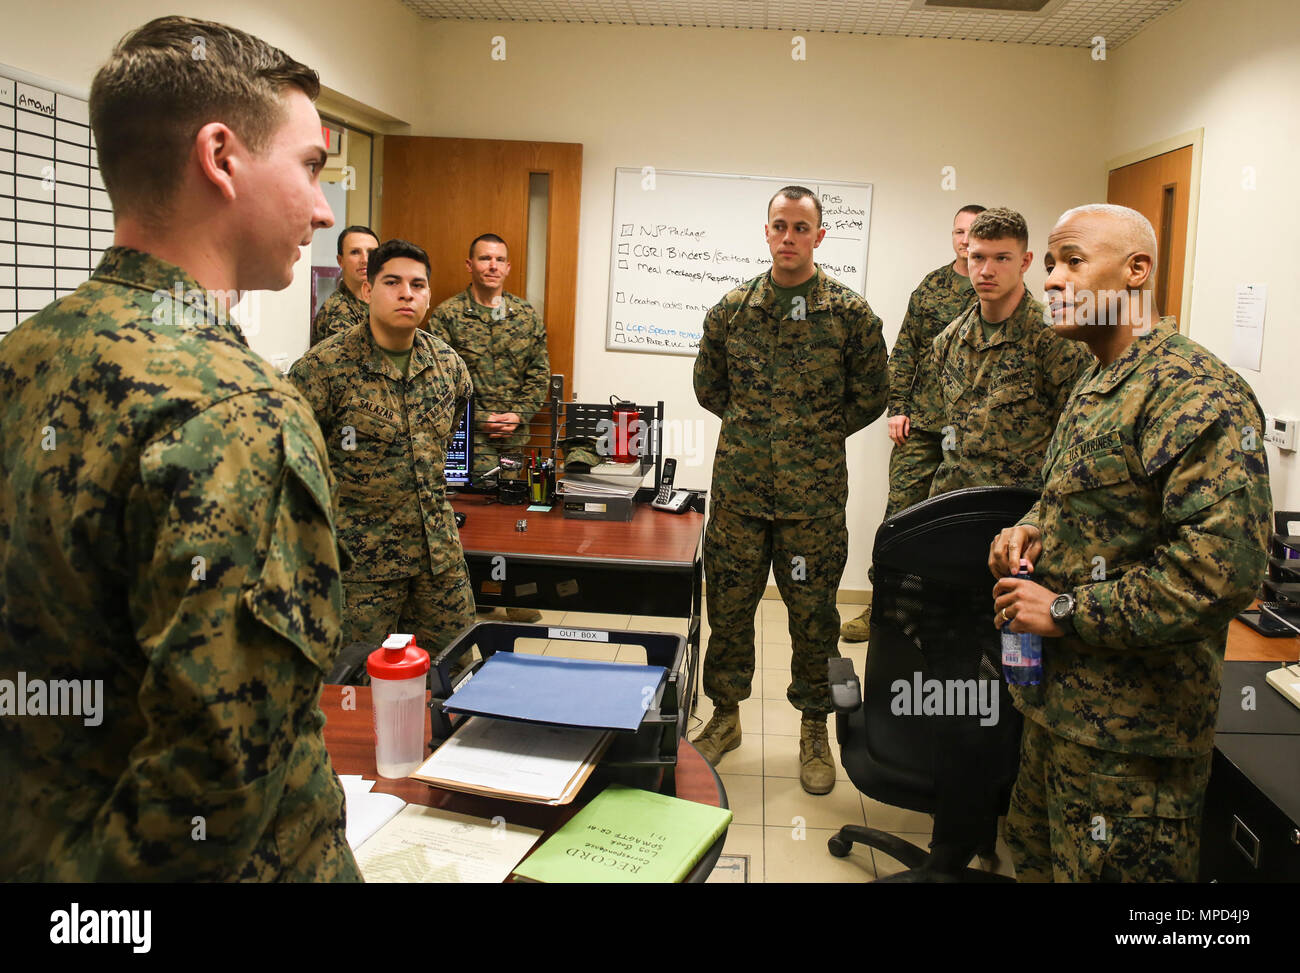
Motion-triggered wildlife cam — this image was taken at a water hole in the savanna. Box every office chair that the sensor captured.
[828,486,1038,882]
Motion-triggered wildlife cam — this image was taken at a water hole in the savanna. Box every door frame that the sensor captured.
[1106,128,1204,335]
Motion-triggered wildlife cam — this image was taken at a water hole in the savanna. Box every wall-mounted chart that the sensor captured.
[605,168,873,357]
[0,64,114,335]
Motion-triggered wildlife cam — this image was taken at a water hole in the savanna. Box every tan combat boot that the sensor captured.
[692,704,741,766]
[839,604,871,643]
[800,715,835,794]
[505,607,542,623]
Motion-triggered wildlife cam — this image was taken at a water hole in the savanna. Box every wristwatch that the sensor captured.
[1049,591,1077,635]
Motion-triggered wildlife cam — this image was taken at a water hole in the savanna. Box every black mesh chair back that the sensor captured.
[830,486,1038,881]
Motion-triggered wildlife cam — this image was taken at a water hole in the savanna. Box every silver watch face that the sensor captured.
[1050,594,1074,619]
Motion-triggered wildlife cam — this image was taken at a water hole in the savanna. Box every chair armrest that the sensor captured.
[828,657,862,714]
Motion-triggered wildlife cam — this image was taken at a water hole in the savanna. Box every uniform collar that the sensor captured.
[749,266,831,314]
[93,246,249,343]
[958,287,1036,351]
[462,286,518,320]
[338,280,366,307]
[348,322,434,382]
[1075,316,1178,396]
[945,262,974,293]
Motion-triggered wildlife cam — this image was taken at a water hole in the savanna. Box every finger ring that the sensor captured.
[999,609,1008,622]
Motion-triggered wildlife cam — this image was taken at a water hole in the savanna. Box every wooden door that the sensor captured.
[1107,145,1193,330]
[380,136,581,417]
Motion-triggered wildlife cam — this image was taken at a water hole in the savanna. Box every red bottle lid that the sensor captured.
[366,633,430,680]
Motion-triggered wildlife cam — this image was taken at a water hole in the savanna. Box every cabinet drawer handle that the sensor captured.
[1230,816,1260,868]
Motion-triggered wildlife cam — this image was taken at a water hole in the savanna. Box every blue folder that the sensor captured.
[444,652,668,732]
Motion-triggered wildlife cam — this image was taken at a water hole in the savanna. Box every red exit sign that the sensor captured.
[322,123,343,156]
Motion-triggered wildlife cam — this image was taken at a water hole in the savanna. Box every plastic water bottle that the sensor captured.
[367,633,430,778]
[1001,558,1043,686]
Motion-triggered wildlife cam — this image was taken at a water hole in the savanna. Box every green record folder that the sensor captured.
[512,784,732,883]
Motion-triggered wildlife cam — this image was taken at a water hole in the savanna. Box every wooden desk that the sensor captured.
[1226,604,1300,662]
[321,684,728,882]
[451,491,706,669]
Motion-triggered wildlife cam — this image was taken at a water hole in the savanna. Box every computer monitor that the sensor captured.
[445,396,474,487]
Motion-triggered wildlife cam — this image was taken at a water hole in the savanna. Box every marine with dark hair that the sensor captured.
[0,16,358,880]
[311,224,379,346]
[290,238,476,660]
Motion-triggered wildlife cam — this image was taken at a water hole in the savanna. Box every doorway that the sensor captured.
[1106,132,1202,331]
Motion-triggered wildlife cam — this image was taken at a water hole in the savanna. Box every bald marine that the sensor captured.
[990,202,1272,881]
[1042,203,1160,358]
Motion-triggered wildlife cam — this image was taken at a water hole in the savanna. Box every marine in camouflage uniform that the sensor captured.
[311,281,369,348]
[919,289,1093,496]
[694,266,888,719]
[885,263,975,516]
[1003,317,1271,881]
[289,322,476,659]
[428,289,550,479]
[0,249,359,881]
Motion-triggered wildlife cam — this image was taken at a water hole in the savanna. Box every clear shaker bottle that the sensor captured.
[366,633,429,778]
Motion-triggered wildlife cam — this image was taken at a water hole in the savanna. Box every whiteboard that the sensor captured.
[606,168,872,356]
[0,63,113,335]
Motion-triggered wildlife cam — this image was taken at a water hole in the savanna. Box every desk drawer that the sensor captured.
[1199,742,1300,882]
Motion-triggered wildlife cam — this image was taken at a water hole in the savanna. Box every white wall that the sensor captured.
[13,4,1288,590]
[419,22,1109,591]
[0,0,424,365]
[1107,0,1300,510]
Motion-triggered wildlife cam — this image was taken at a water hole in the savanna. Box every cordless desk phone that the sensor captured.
[651,457,694,513]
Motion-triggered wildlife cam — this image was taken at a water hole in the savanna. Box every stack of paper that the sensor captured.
[354,805,542,883]
[410,715,610,805]
[338,775,406,850]
[557,473,641,500]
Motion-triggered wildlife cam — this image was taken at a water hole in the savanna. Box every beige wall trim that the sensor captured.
[316,88,406,135]
[1105,128,1204,337]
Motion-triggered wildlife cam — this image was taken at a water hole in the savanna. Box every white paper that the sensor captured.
[354,805,541,883]
[413,716,606,801]
[342,781,405,850]
[557,474,641,499]
[1229,283,1268,371]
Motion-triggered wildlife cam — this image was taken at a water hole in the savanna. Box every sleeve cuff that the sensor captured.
[1068,583,1103,644]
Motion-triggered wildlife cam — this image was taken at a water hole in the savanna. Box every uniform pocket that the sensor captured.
[1079,774,1156,882]
[987,378,1036,410]
[341,406,400,446]
[334,407,401,495]
[726,332,767,380]
[979,378,1042,450]
[1054,446,1132,494]
[1080,772,1200,882]
[941,364,967,409]
[415,389,458,441]
[793,340,845,404]
[242,422,344,674]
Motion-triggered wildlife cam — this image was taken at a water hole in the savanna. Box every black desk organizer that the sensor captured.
[1237,520,1300,636]
[427,621,691,794]
[553,399,664,486]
